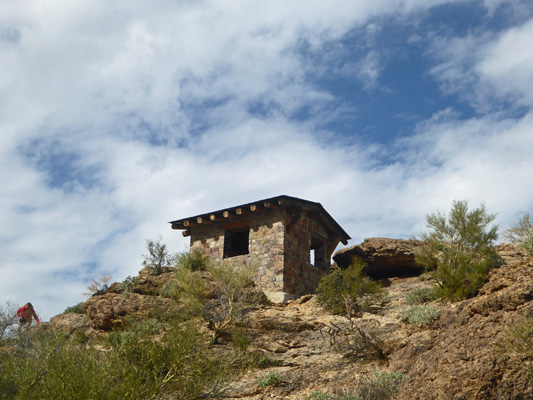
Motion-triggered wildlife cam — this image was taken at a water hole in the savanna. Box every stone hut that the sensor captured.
[169,195,350,301]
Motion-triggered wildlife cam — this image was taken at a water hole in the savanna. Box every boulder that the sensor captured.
[333,237,423,278]
[49,313,91,334]
[85,293,174,331]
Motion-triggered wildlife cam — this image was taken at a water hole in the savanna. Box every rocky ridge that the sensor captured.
[48,239,533,399]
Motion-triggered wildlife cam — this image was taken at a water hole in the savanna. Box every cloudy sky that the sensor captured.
[1,0,532,321]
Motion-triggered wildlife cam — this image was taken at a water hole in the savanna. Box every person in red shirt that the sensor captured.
[16,302,40,334]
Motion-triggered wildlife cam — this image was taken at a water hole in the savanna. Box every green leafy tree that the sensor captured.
[416,200,501,302]
[316,258,384,315]
[142,237,175,275]
[504,212,533,255]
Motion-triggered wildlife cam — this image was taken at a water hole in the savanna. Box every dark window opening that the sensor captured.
[224,228,250,258]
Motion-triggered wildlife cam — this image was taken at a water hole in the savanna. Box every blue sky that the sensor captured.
[1,0,533,320]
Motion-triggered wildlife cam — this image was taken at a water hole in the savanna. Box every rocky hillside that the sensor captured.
[49,238,533,399]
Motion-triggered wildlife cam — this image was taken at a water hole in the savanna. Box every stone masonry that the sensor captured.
[170,196,350,301]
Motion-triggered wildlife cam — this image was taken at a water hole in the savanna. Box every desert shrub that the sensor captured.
[336,325,387,360]
[405,287,437,306]
[231,326,253,354]
[356,370,406,399]
[304,371,405,400]
[84,274,113,297]
[258,372,284,388]
[160,281,180,299]
[416,200,501,302]
[176,249,211,271]
[305,392,358,400]
[142,238,176,275]
[505,212,533,255]
[401,305,440,325]
[0,320,251,400]
[121,275,140,294]
[63,302,86,314]
[176,261,260,344]
[175,265,206,312]
[204,262,260,343]
[0,301,18,339]
[505,314,533,378]
[317,258,384,315]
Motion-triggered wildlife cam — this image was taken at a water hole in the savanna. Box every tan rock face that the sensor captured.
[45,241,533,399]
[390,244,533,400]
[85,293,174,330]
[48,313,91,334]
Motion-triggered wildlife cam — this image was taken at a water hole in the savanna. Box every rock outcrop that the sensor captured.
[49,313,92,335]
[333,237,424,278]
[45,240,533,399]
[85,293,175,331]
[390,243,533,400]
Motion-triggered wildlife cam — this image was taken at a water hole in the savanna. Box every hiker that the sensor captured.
[17,302,40,334]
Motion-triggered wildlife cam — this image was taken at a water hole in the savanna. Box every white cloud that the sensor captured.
[477,19,533,107]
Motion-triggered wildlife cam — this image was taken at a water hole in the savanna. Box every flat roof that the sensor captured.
[169,194,351,244]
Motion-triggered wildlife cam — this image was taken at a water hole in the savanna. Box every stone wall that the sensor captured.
[284,214,330,295]
[189,208,333,298]
[189,209,286,294]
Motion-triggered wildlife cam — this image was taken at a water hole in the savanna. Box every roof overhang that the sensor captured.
[169,195,351,245]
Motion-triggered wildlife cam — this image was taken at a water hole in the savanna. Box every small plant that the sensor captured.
[176,249,211,271]
[505,314,533,377]
[0,301,18,339]
[84,274,113,297]
[401,305,440,325]
[416,200,501,302]
[371,370,406,395]
[321,289,387,360]
[63,302,86,314]
[317,258,385,315]
[121,276,140,294]
[304,371,405,400]
[73,329,88,344]
[258,372,284,388]
[505,212,533,255]
[142,237,176,275]
[160,281,180,299]
[204,262,259,344]
[231,326,253,354]
[176,261,260,344]
[405,287,437,305]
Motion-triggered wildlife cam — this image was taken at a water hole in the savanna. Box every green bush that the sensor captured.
[142,238,175,275]
[505,212,533,255]
[316,258,384,315]
[160,281,180,299]
[305,392,359,400]
[401,305,440,325]
[121,276,140,294]
[63,302,86,314]
[176,249,211,271]
[303,371,405,400]
[0,320,252,400]
[405,287,437,305]
[176,261,260,344]
[258,372,284,388]
[416,200,501,302]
